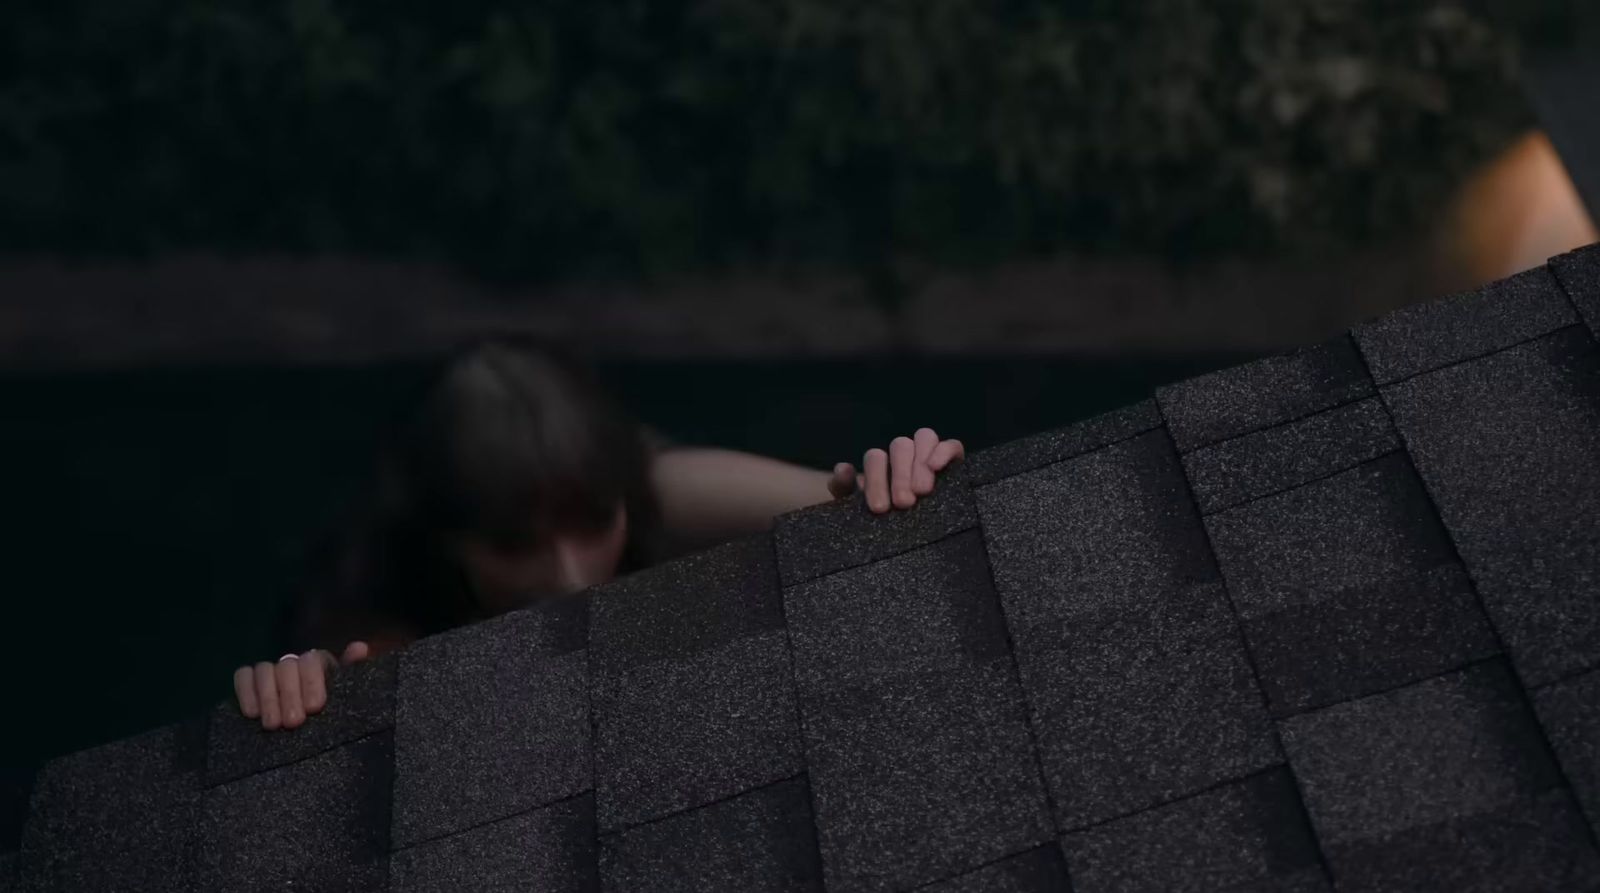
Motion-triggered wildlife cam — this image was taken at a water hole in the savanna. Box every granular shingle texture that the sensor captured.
[600,775,822,893]
[196,731,393,892]
[393,603,591,847]
[966,401,1162,486]
[1280,660,1598,891]
[782,530,1053,891]
[976,430,1278,830]
[392,793,597,893]
[1353,266,1578,385]
[1180,397,1400,515]
[16,720,205,892]
[1552,243,1600,339]
[1382,324,1600,686]
[1532,667,1600,835]
[1204,452,1499,716]
[773,464,977,586]
[917,845,1071,893]
[1059,767,1329,892]
[590,535,799,833]
[1156,335,1373,451]
[16,241,1600,892]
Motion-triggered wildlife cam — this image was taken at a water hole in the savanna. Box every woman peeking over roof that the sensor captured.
[234,339,964,730]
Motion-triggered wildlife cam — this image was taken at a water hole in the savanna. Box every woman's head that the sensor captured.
[296,339,660,645]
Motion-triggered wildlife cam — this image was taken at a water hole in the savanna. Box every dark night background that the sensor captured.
[0,2,1542,275]
[1,0,1595,816]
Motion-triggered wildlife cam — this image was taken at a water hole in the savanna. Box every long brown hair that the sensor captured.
[287,339,662,649]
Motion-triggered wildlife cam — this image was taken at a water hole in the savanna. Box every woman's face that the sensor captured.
[456,503,629,615]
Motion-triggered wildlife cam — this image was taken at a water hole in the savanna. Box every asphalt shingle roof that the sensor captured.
[8,243,1600,892]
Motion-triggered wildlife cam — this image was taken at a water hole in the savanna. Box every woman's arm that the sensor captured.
[651,448,832,546]
[650,428,965,550]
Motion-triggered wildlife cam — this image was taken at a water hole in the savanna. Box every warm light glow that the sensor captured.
[1439,130,1598,288]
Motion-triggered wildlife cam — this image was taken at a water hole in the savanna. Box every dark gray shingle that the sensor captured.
[593,631,801,833]
[783,531,1053,892]
[196,731,392,892]
[1280,661,1600,891]
[392,794,597,893]
[599,775,822,893]
[1551,243,1600,340]
[1205,452,1499,716]
[590,534,783,668]
[918,844,1071,892]
[977,430,1278,830]
[591,535,802,832]
[1156,336,1373,451]
[1323,793,1596,893]
[966,401,1162,486]
[16,720,204,893]
[772,464,976,587]
[1531,667,1600,838]
[392,604,591,846]
[1059,767,1329,893]
[1383,325,1600,686]
[1353,267,1578,385]
[1181,397,1400,515]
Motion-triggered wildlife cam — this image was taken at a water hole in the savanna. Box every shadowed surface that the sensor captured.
[8,244,1600,891]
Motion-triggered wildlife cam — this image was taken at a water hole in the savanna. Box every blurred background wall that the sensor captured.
[1,1,1587,365]
[2,0,1597,818]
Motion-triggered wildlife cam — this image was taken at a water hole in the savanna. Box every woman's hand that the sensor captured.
[829,427,965,514]
[232,641,370,731]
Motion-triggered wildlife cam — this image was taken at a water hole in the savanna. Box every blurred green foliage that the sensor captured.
[0,1,1535,281]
